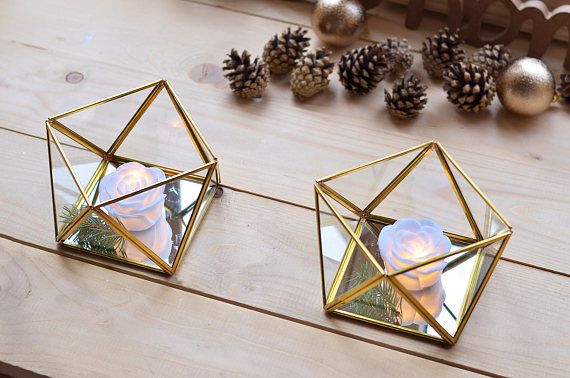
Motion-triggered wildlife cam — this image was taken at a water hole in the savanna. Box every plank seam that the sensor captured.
[0,125,568,278]
[0,231,501,377]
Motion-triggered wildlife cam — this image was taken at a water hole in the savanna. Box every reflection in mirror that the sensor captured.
[59,160,212,270]
[323,216,500,339]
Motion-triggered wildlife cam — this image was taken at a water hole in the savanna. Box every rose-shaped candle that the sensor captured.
[378,219,451,291]
[99,162,167,231]
[98,162,173,264]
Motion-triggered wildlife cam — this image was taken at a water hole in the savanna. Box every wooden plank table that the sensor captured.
[0,0,568,376]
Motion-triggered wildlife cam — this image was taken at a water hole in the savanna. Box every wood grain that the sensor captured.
[0,128,569,377]
[0,2,568,274]
[0,238,479,377]
[0,1,569,375]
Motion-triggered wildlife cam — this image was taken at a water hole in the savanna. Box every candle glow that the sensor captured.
[378,218,451,324]
[98,162,173,263]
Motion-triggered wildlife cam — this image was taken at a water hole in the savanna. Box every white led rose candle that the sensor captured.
[99,162,173,263]
[378,218,451,325]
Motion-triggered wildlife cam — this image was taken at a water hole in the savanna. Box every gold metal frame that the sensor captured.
[46,80,219,275]
[314,141,513,344]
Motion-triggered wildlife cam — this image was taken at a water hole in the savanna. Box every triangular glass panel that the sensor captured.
[388,236,507,338]
[62,210,161,271]
[442,150,509,239]
[93,163,213,268]
[457,236,507,326]
[48,126,105,203]
[323,145,424,212]
[331,237,380,303]
[317,189,358,301]
[370,147,478,239]
[48,129,88,235]
[113,87,206,173]
[338,277,442,339]
[54,85,156,152]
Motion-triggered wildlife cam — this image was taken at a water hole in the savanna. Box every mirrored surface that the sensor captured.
[59,160,215,270]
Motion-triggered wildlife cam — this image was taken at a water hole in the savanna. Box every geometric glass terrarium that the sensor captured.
[46,80,219,275]
[314,141,512,344]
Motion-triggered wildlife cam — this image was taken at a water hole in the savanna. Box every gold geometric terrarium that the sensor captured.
[46,80,219,274]
[314,141,512,344]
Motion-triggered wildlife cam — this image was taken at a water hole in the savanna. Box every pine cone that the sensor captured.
[443,62,496,112]
[380,37,414,78]
[468,44,511,79]
[422,28,466,78]
[557,73,570,103]
[291,48,334,98]
[384,73,427,119]
[223,49,269,99]
[338,44,393,94]
[263,27,310,74]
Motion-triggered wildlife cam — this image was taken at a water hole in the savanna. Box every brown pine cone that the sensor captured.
[385,73,428,119]
[380,37,414,78]
[338,44,393,94]
[557,73,570,103]
[263,27,310,74]
[422,28,466,78]
[291,48,334,98]
[468,44,511,79]
[443,62,496,112]
[223,49,269,99]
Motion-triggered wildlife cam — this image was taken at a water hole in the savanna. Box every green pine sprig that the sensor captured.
[60,206,127,258]
[346,260,403,325]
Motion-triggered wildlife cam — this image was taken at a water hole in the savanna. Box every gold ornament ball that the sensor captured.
[311,0,366,47]
[497,57,555,116]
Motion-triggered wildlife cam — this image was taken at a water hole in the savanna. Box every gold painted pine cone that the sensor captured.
[422,27,465,78]
[263,27,311,74]
[385,73,428,119]
[291,48,334,98]
[443,61,496,112]
[468,44,512,79]
[223,49,269,99]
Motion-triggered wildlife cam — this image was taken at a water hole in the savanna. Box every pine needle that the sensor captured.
[60,206,127,258]
[346,261,403,325]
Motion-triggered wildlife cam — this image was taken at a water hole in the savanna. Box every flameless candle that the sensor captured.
[378,218,451,291]
[99,162,173,262]
[378,219,450,324]
[99,162,167,231]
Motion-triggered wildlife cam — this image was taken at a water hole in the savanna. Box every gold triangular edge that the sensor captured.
[315,184,385,276]
[106,82,165,156]
[56,206,92,243]
[434,144,483,241]
[49,79,165,121]
[94,161,215,209]
[93,207,173,274]
[451,232,512,343]
[315,186,328,305]
[363,143,433,214]
[317,182,363,217]
[163,81,215,165]
[46,125,90,204]
[47,119,107,158]
[163,81,218,162]
[386,231,511,278]
[170,163,218,272]
[316,141,436,183]
[436,142,513,230]
[387,276,455,344]
[332,308,447,343]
